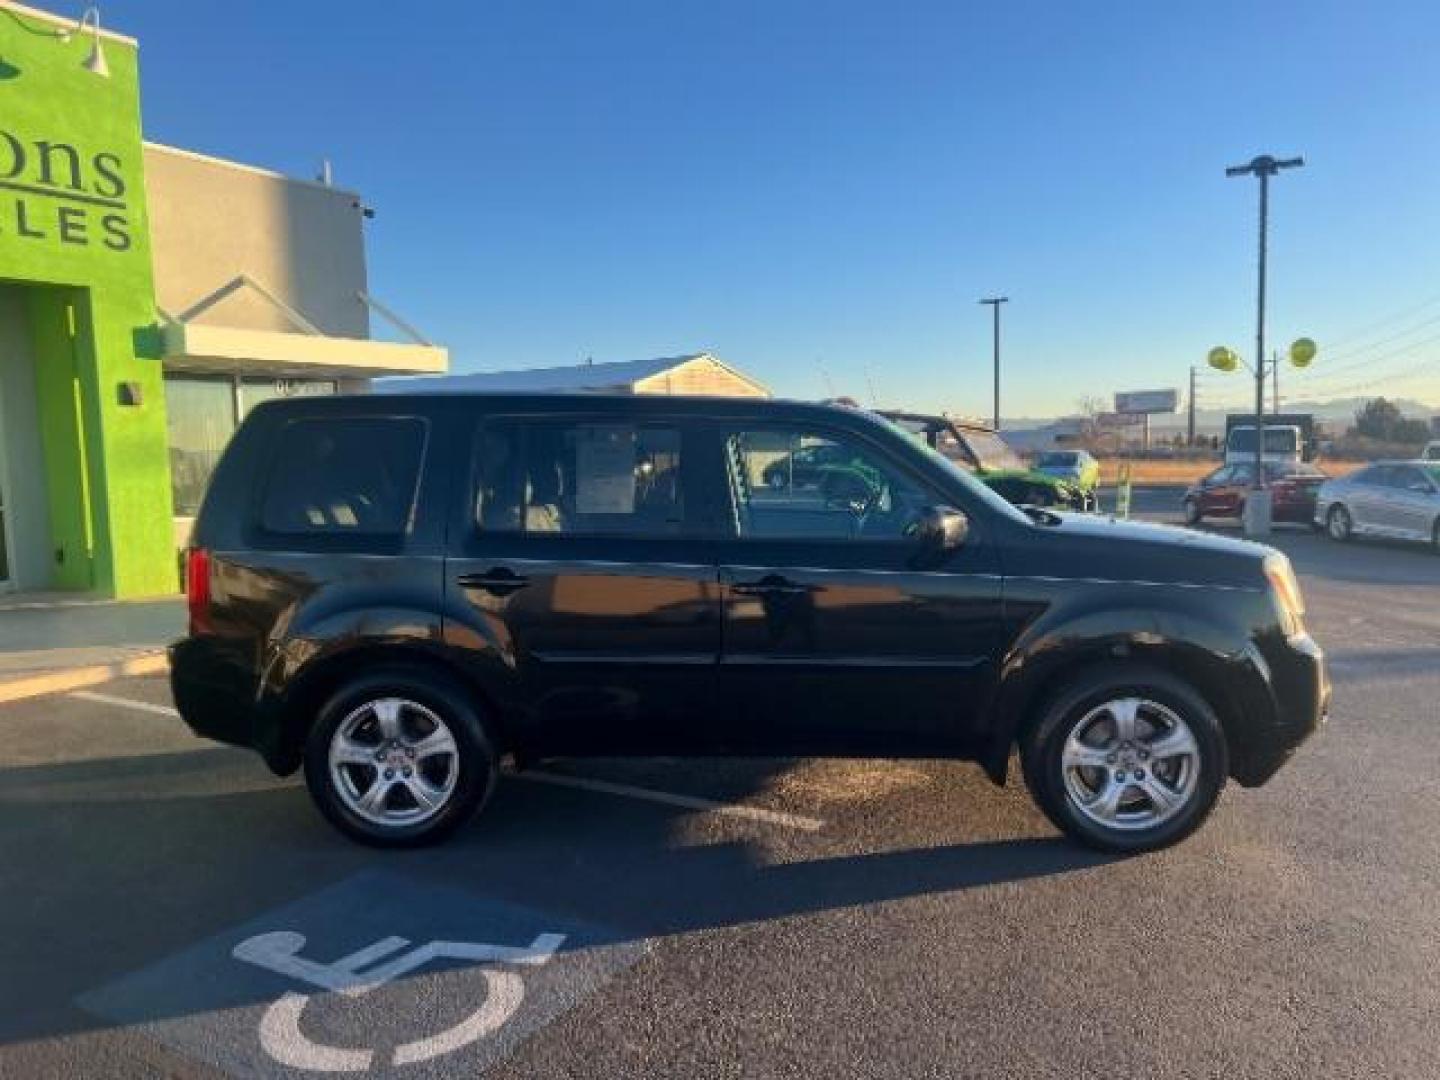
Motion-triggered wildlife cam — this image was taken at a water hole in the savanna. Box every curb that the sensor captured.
[0,652,169,705]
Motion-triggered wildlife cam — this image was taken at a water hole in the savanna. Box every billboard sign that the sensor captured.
[1115,389,1178,415]
[1097,412,1146,428]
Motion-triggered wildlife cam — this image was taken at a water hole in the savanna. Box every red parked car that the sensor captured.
[1183,462,1327,526]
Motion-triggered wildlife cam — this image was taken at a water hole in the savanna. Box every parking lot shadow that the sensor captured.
[0,750,1109,1050]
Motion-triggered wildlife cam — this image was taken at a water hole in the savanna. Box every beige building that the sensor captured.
[146,143,447,544]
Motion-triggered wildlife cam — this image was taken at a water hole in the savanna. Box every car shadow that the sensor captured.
[0,748,1112,1047]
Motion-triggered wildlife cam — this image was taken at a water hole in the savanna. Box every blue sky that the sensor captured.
[119,0,1440,418]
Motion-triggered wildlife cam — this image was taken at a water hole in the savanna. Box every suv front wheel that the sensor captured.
[1021,665,1228,853]
[303,667,497,847]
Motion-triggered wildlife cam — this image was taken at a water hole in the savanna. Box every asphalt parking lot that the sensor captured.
[2,508,1438,1078]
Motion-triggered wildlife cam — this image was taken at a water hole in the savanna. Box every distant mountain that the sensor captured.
[1150,396,1437,435]
[997,396,1437,437]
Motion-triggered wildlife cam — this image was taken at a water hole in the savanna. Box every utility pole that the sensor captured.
[978,296,1008,430]
[1225,153,1303,535]
[1272,349,1280,414]
[1187,366,1197,446]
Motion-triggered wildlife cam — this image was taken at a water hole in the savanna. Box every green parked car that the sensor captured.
[878,411,1094,511]
[1033,449,1101,500]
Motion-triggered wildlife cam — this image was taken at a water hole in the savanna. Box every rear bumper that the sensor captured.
[1271,499,1317,524]
[169,638,257,752]
[1231,632,1329,786]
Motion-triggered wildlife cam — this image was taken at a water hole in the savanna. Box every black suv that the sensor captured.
[171,394,1327,853]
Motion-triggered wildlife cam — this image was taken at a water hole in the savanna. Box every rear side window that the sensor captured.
[260,417,427,534]
[474,419,686,536]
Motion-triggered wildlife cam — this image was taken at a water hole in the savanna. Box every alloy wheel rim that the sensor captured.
[1329,507,1348,538]
[328,697,460,827]
[1060,696,1200,832]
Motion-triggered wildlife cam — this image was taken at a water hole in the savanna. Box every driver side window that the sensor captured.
[725,428,930,540]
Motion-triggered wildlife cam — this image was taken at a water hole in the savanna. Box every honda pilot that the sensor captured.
[171,394,1328,853]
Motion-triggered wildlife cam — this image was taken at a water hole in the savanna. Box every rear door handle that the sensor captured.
[457,568,531,596]
[731,575,813,597]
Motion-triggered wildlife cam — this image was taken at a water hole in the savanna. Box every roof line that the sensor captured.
[0,1,138,46]
[142,142,362,198]
[672,352,770,394]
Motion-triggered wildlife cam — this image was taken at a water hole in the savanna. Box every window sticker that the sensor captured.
[575,425,637,514]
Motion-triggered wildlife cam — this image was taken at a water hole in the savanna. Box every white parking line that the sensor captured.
[70,690,180,717]
[67,691,825,833]
[514,770,824,832]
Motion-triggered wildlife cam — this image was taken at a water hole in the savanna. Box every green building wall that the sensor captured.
[0,7,175,596]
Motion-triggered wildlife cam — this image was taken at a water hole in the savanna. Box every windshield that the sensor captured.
[869,413,1031,524]
[1228,427,1300,454]
[960,428,1028,471]
[1036,452,1077,467]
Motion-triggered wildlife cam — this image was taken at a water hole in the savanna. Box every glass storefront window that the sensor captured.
[166,376,237,517]
[166,375,338,516]
[240,377,336,418]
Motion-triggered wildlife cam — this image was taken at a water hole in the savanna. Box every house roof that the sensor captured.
[384,356,683,393]
[379,353,766,395]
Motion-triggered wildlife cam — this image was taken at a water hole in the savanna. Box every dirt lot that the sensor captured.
[1097,457,1363,485]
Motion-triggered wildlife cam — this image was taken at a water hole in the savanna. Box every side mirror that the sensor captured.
[911,505,969,565]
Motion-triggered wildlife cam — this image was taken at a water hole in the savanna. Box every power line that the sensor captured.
[1317,289,1440,352]
[1300,354,1439,398]
[1293,329,1440,385]
[1302,314,1440,374]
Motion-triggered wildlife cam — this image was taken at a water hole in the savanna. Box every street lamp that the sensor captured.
[978,297,1008,430]
[1225,153,1303,535]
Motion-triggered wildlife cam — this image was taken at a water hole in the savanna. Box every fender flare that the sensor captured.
[979,604,1265,784]
[253,604,516,773]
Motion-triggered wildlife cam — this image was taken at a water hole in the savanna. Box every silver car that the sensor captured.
[1315,461,1440,549]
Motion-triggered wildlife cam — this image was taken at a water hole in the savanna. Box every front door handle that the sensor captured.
[731,575,813,597]
[457,568,531,597]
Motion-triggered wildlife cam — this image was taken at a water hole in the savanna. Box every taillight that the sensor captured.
[185,547,212,636]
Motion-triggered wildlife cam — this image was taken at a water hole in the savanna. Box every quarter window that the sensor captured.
[474,420,685,536]
[725,429,931,540]
[259,417,427,534]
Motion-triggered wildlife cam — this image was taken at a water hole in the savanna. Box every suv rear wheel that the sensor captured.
[303,668,497,847]
[1021,665,1228,853]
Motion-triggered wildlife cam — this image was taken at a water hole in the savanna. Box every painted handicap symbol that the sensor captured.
[232,928,567,1071]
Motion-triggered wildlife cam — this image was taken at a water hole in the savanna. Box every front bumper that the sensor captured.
[1231,631,1329,786]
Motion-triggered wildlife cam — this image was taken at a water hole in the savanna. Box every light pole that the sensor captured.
[1225,154,1303,535]
[979,296,1008,430]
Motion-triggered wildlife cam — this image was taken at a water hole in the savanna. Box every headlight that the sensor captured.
[1264,553,1306,632]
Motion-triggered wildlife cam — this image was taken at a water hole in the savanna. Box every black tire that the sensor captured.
[1182,498,1202,526]
[1327,503,1352,542]
[1020,664,1229,854]
[1432,518,1440,553]
[303,666,497,848]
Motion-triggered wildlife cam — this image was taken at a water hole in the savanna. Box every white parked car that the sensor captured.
[1315,461,1440,549]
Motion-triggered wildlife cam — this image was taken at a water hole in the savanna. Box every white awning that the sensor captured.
[162,322,448,379]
